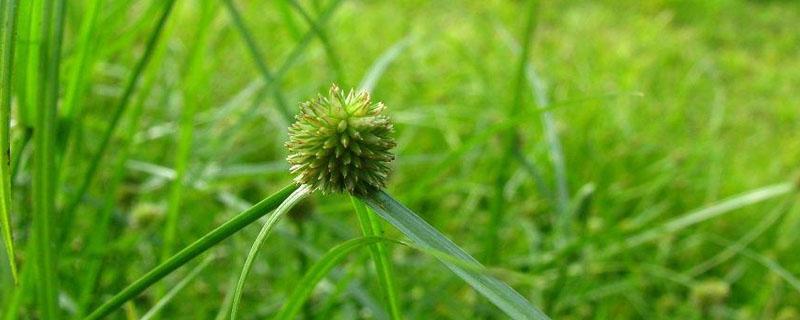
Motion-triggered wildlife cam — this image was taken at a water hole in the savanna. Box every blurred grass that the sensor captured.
[1,0,799,319]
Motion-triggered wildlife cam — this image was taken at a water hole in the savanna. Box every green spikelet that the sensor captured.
[286,84,396,195]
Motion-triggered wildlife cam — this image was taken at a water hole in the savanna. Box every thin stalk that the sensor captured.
[351,196,402,319]
[84,184,298,320]
[60,0,177,245]
[30,0,65,317]
[0,0,19,282]
[230,185,311,320]
[487,0,539,263]
[139,255,216,320]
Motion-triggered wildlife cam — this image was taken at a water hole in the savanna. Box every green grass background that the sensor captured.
[1,0,799,318]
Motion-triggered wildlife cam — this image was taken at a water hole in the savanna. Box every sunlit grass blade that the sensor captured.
[358,36,414,93]
[351,196,402,319]
[85,184,298,320]
[139,255,215,320]
[605,182,796,257]
[361,190,550,320]
[60,0,177,244]
[707,234,800,293]
[686,197,794,277]
[0,0,19,283]
[230,185,311,320]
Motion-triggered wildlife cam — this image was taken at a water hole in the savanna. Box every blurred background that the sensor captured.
[1,0,799,319]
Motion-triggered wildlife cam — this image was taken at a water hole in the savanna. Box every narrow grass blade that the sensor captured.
[222,0,292,122]
[31,0,66,317]
[60,0,177,244]
[687,198,794,277]
[358,36,414,93]
[140,255,215,320]
[361,190,550,320]
[161,0,217,263]
[287,0,345,84]
[708,235,800,293]
[351,196,402,319]
[84,184,298,320]
[488,0,540,263]
[230,185,311,320]
[0,0,19,283]
[274,236,392,320]
[606,182,795,256]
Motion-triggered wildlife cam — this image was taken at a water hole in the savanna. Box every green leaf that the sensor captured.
[351,196,402,319]
[361,190,550,320]
[0,0,19,284]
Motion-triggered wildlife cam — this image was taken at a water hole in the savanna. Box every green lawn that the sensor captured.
[1,0,799,319]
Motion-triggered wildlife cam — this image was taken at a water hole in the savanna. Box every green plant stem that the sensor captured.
[351,196,402,319]
[0,0,19,283]
[30,0,65,317]
[84,184,298,320]
[360,190,549,320]
[230,185,311,320]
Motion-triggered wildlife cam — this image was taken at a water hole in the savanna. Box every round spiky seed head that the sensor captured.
[286,84,396,195]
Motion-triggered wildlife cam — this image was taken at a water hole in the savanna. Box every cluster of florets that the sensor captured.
[286,85,395,195]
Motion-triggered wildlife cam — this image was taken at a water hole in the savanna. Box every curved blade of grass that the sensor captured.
[274,236,392,320]
[230,185,311,320]
[361,190,549,320]
[0,0,19,283]
[84,184,298,320]
[140,255,215,320]
[610,182,795,256]
[60,0,177,245]
[358,35,414,93]
[351,196,402,319]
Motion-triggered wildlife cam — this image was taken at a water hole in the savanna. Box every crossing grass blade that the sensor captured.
[84,184,298,320]
[60,0,178,245]
[274,236,393,320]
[0,0,18,283]
[361,190,550,320]
[139,255,215,320]
[351,196,402,319]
